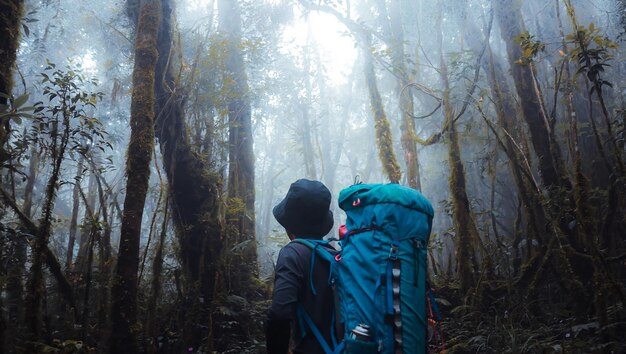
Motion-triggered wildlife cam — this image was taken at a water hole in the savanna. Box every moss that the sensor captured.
[0,0,23,102]
[110,1,162,353]
[363,41,402,184]
[0,0,25,167]
[443,89,480,294]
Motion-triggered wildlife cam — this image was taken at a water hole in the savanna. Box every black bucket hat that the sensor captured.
[273,179,334,238]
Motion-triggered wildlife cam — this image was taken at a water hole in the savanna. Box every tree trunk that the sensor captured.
[74,172,97,273]
[298,1,402,184]
[300,39,317,179]
[4,144,36,352]
[436,2,479,294]
[109,0,160,352]
[456,2,545,261]
[4,232,25,353]
[153,0,222,351]
[218,0,258,292]
[25,84,75,340]
[0,188,76,319]
[145,203,168,354]
[363,33,402,184]
[389,0,421,190]
[22,144,39,217]
[493,0,568,191]
[0,0,24,166]
[81,158,113,351]
[66,156,84,269]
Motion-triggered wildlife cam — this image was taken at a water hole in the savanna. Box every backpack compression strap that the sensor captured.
[291,238,336,294]
[297,303,344,354]
[291,239,343,354]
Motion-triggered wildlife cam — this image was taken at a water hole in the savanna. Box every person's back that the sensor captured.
[268,240,336,353]
[266,179,336,354]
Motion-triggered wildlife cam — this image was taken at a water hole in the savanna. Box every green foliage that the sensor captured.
[0,92,37,125]
[513,31,545,65]
[448,50,478,82]
[20,9,39,38]
[566,23,618,94]
[16,61,110,162]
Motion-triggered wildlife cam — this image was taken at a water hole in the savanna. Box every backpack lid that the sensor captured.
[338,183,434,217]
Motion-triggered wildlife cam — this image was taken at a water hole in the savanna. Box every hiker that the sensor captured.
[266,178,337,354]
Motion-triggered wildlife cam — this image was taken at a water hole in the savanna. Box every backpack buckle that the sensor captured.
[389,245,399,260]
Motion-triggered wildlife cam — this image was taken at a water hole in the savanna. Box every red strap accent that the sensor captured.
[348,226,377,235]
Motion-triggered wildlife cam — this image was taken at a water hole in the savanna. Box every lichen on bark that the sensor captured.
[109,0,161,352]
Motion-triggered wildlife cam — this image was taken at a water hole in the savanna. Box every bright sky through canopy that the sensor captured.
[281,10,357,86]
[184,1,357,86]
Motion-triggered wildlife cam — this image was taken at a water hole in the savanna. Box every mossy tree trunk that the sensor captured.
[389,0,421,190]
[493,0,568,192]
[300,42,318,180]
[74,173,97,272]
[444,96,479,294]
[436,2,480,294]
[25,74,78,341]
[3,146,36,351]
[456,2,545,269]
[65,156,84,269]
[363,33,402,184]
[153,0,222,351]
[92,168,113,351]
[0,0,24,166]
[109,0,161,352]
[493,0,600,299]
[218,0,258,293]
[300,1,402,184]
[145,202,168,354]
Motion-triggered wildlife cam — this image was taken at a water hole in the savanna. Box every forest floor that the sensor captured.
[431,285,626,354]
[217,285,626,354]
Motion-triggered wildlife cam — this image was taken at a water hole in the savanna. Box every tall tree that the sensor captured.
[0,0,24,167]
[299,31,318,179]
[218,0,258,290]
[388,0,422,190]
[109,0,161,352]
[152,0,223,350]
[435,1,481,293]
[300,0,402,184]
[455,1,543,269]
[493,0,569,192]
[362,32,402,184]
[65,157,84,269]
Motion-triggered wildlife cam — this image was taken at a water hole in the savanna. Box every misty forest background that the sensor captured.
[1,0,625,353]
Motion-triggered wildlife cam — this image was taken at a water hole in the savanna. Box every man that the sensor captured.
[266,179,336,354]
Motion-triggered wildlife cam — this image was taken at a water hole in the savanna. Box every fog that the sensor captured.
[2,0,625,352]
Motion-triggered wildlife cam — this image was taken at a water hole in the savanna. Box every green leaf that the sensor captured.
[21,23,30,37]
[18,106,36,112]
[13,94,29,108]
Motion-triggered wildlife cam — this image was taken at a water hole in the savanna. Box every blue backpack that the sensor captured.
[294,183,435,354]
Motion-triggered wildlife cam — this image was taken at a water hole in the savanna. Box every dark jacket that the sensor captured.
[267,240,336,354]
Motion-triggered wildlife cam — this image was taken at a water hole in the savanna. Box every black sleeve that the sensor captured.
[266,244,305,353]
[268,244,304,321]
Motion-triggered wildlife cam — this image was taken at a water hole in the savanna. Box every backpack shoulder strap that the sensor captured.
[291,238,337,263]
[290,239,344,353]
